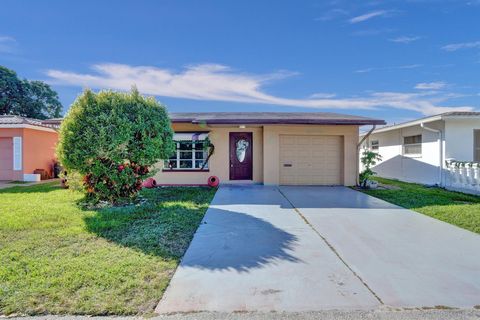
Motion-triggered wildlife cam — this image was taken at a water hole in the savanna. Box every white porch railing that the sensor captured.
[444,160,480,195]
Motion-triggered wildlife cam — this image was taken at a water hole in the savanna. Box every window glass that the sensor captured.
[164,139,209,170]
[403,135,422,155]
[165,159,178,169]
[179,151,192,159]
[179,141,193,150]
[404,144,422,155]
[194,142,205,150]
[404,135,422,145]
[195,160,206,168]
[179,160,193,168]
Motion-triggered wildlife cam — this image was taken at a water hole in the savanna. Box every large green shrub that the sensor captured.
[57,88,174,203]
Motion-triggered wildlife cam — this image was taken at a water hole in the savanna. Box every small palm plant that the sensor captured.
[359,149,382,188]
[200,136,215,170]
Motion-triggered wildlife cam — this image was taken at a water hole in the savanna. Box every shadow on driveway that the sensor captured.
[181,208,301,272]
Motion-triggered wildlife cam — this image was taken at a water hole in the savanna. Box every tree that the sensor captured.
[0,65,62,119]
[0,66,24,115]
[359,149,382,188]
[57,88,175,203]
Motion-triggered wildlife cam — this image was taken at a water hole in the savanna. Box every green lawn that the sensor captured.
[0,182,216,316]
[361,177,480,234]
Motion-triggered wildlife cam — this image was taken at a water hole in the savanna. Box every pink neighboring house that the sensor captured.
[0,116,60,181]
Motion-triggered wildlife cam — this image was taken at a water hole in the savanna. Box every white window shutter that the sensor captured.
[13,137,22,171]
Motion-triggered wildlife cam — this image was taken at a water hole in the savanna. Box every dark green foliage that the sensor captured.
[0,65,62,119]
[57,88,175,202]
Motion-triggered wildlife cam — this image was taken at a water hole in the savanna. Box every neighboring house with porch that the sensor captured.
[0,116,59,181]
[154,112,384,186]
[359,112,480,194]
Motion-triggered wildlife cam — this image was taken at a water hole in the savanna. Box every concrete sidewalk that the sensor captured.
[8,309,480,320]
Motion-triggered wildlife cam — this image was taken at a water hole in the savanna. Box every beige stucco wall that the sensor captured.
[153,123,359,186]
[153,123,263,185]
[263,125,358,186]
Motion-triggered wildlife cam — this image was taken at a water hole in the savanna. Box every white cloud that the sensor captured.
[309,92,337,99]
[46,63,474,116]
[351,28,395,36]
[315,8,349,21]
[0,36,15,42]
[442,41,480,52]
[349,10,388,23]
[389,36,421,44]
[355,68,374,73]
[0,35,16,53]
[355,64,422,73]
[415,81,447,90]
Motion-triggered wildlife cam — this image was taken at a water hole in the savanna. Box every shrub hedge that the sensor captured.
[57,88,174,203]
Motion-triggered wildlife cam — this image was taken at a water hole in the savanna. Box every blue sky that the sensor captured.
[1,0,479,125]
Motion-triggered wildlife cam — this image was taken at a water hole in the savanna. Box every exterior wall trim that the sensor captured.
[13,136,22,171]
[0,124,57,133]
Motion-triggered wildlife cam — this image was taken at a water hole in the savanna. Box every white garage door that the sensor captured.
[279,135,343,185]
[0,137,14,181]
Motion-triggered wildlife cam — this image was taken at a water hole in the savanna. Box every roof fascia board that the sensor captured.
[0,124,57,132]
[442,115,480,120]
[361,115,443,136]
[172,119,385,125]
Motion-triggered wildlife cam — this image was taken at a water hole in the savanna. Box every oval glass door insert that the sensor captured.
[236,139,249,162]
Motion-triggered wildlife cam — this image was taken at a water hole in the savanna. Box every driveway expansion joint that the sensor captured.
[276,187,384,305]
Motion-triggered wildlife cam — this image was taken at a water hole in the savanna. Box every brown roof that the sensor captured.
[5,112,386,128]
[0,115,59,129]
[169,112,385,125]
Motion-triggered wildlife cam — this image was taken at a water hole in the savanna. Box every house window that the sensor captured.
[164,140,209,170]
[371,140,379,151]
[403,134,422,156]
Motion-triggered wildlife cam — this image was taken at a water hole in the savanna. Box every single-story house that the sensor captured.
[0,115,59,181]
[154,112,384,186]
[359,111,480,188]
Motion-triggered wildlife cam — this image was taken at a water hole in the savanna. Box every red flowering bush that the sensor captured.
[57,88,174,203]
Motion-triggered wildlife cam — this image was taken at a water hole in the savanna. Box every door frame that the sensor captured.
[229,132,253,180]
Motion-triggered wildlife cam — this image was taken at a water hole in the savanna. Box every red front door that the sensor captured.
[229,132,253,180]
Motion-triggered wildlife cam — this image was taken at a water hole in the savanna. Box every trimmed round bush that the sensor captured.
[57,88,174,203]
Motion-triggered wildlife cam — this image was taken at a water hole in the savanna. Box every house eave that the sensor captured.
[0,124,57,132]
[360,115,443,136]
[173,119,386,126]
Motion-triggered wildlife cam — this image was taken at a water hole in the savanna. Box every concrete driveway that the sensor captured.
[156,185,480,313]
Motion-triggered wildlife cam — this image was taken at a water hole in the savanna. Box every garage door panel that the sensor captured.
[296,138,311,145]
[296,150,311,157]
[281,136,297,145]
[280,135,343,185]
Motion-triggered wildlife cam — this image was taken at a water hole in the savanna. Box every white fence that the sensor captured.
[444,160,480,195]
